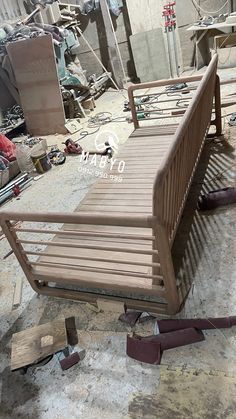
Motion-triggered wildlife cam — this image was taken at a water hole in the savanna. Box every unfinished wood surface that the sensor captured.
[12,278,23,310]
[7,35,66,136]
[0,55,221,315]
[11,319,67,371]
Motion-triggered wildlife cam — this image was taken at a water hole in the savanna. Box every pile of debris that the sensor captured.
[0,0,113,128]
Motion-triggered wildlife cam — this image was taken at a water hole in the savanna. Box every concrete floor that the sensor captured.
[1,74,236,418]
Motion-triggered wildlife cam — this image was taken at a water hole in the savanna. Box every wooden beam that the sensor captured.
[99,0,124,88]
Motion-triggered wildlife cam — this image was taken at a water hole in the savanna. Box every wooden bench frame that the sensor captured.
[0,55,221,314]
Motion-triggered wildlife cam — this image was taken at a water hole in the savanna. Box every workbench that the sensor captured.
[187,22,236,69]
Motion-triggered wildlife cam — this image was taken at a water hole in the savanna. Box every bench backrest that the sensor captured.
[152,54,218,243]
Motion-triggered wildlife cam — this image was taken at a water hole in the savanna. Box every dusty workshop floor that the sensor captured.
[1,73,236,419]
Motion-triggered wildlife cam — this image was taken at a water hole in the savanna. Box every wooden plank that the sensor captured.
[79,205,152,213]
[27,251,158,269]
[54,234,153,247]
[17,228,154,241]
[96,178,154,185]
[85,193,152,200]
[130,125,178,137]
[90,184,153,191]
[100,0,123,88]
[36,284,168,314]
[7,35,66,136]
[11,319,67,371]
[89,188,152,193]
[83,199,152,206]
[12,278,23,310]
[32,268,165,296]
[19,238,157,255]
[30,260,160,281]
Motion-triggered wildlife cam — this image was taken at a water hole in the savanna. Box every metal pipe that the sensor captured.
[0,174,29,198]
[172,28,180,77]
[166,26,174,78]
[0,179,32,206]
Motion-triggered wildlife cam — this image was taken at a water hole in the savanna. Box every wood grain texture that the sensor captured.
[0,55,221,315]
[7,35,66,135]
[11,319,67,370]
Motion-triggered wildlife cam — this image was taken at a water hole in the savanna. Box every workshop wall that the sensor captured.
[62,0,136,81]
[125,0,182,81]
[126,0,164,35]
[0,0,25,22]
[126,0,236,71]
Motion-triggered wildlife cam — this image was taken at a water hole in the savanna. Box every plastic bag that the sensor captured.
[15,144,35,173]
[0,133,16,161]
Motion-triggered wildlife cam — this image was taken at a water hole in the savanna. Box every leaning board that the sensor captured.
[7,35,66,135]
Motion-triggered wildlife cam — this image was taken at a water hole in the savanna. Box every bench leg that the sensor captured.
[0,220,41,295]
[154,224,180,314]
[209,74,222,138]
[214,75,222,137]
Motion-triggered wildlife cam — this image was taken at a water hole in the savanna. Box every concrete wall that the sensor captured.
[126,0,236,70]
[176,0,235,69]
[126,0,164,34]
[126,0,183,77]
[77,5,136,80]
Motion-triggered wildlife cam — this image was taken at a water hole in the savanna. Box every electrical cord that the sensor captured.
[191,0,229,15]
[87,112,127,128]
[75,112,127,142]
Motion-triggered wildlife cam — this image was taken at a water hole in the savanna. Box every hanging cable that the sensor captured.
[191,0,229,15]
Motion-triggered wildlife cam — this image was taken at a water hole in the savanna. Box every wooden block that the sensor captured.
[97,298,125,313]
[65,317,78,346]
[12,278,23,310]
[60,352,80,370]
[11,319,67,371]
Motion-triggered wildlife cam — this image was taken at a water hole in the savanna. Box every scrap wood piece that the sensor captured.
[60,349,85,371]
[127,335,161,365]
[157,316,236,333]
[127,328,205,365]
[60,352,80,370]
[65,317,78,346]
[141,328,205,351]
[119,310,142,327]
[11,319,68,371]
[12,278,23,310]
